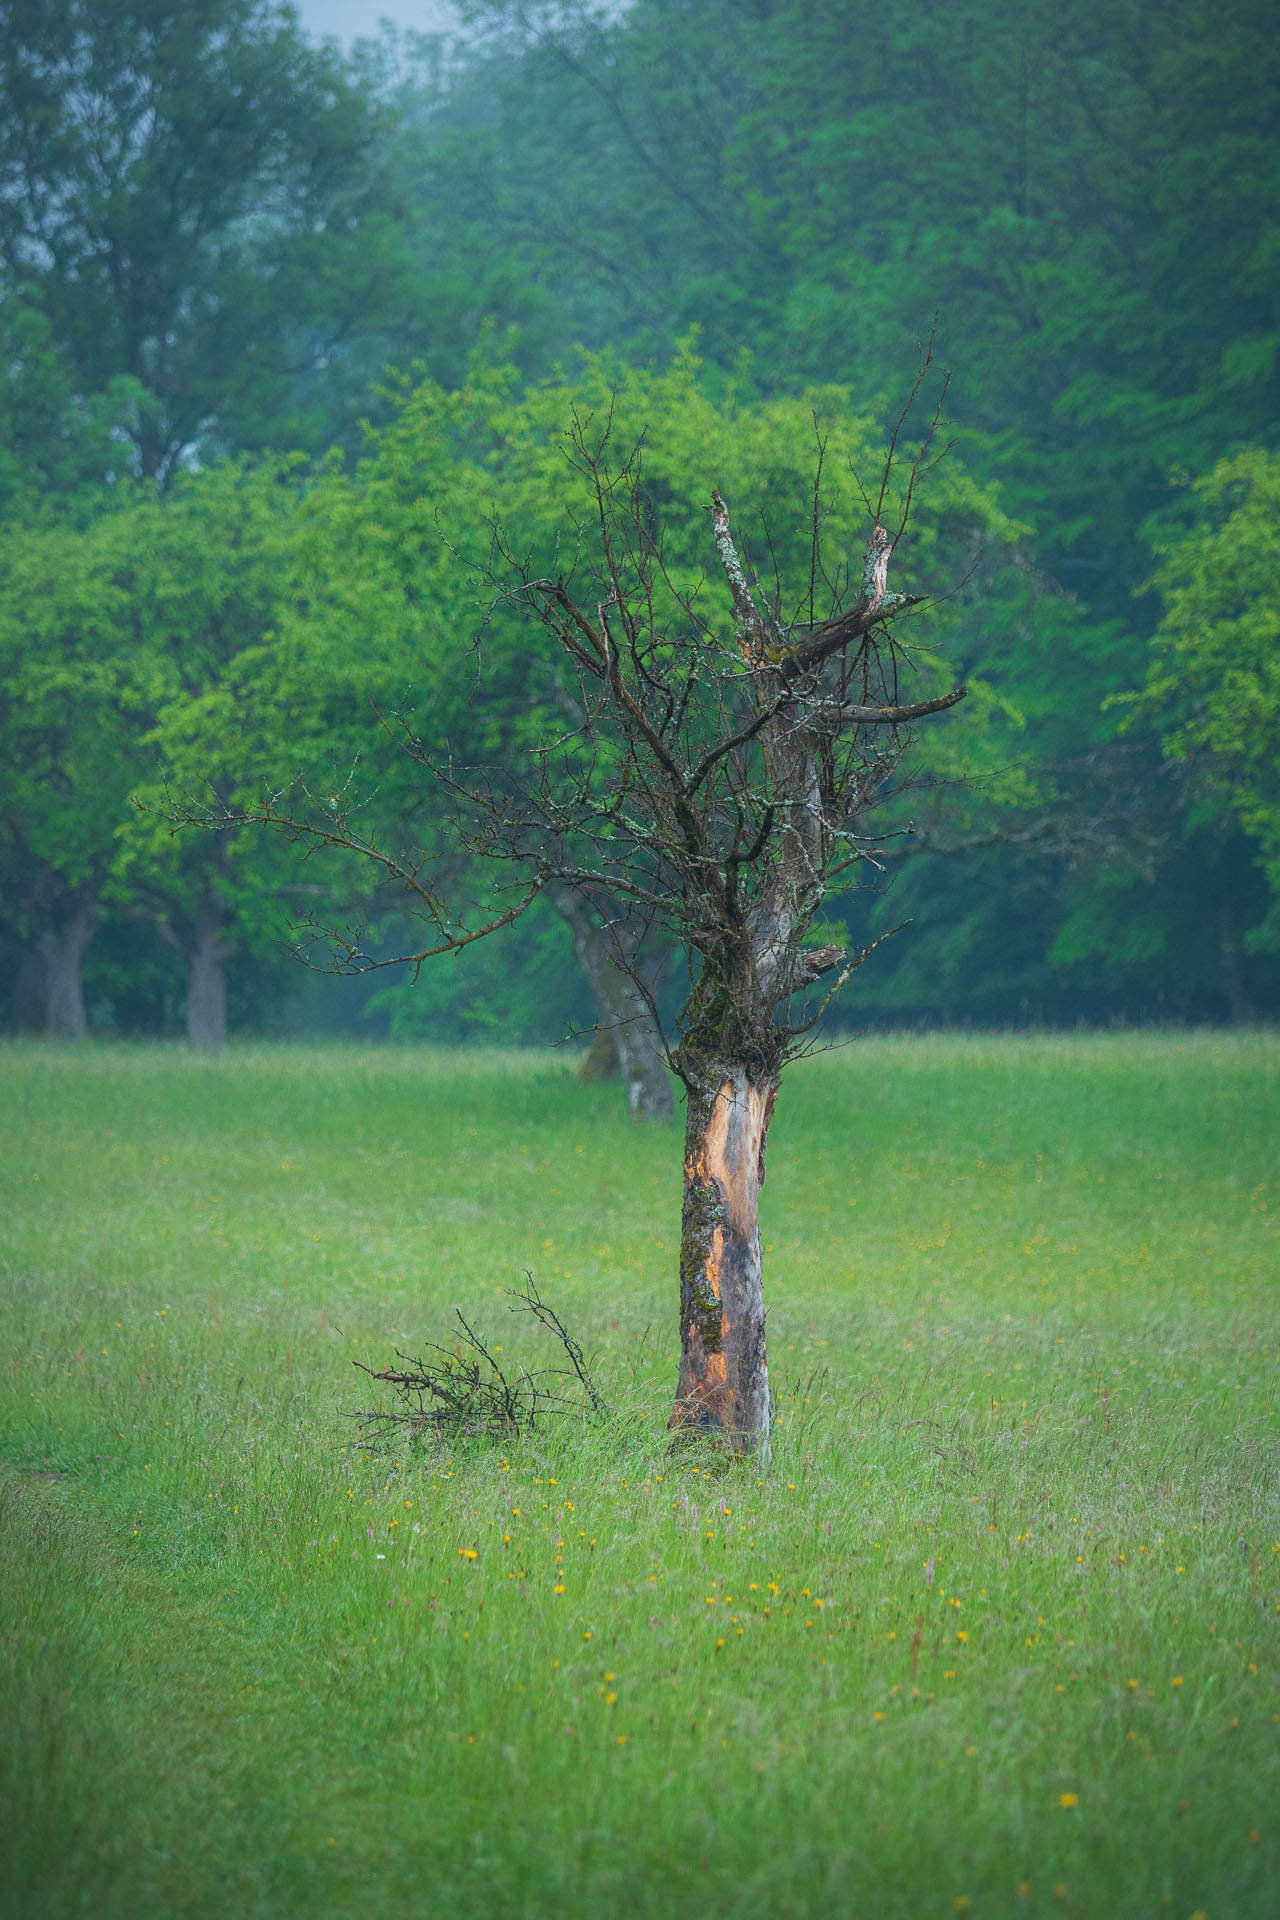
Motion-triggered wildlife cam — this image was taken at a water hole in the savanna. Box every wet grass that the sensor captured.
[1,1034,1278,1920]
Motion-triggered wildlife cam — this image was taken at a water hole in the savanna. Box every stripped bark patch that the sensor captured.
[673,1071,773,1448]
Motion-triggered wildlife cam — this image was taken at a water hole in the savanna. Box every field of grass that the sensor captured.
[2,1033,1278,1920]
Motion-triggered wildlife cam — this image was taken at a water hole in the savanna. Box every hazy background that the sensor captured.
[2,0,1276,1049]
[294,0,458,42]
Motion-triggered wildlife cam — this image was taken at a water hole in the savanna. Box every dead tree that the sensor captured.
[217,400,966,1452]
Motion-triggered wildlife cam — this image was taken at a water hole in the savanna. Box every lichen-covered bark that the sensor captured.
[671,1067,776,1450]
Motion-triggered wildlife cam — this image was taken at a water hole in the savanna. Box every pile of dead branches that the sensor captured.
[353,1274,609,1448]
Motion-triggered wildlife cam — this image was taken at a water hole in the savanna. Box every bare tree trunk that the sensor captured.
[600,950,674,1116]
[185,931,228,1053]
[671,1066,776,1450]
[551,888,674,1118]
[155,891,237,1052]
[34,898,99,1039]
[1218,902,1253,1024]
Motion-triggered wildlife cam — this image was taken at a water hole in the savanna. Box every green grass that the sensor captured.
[1,1034,1277,1920]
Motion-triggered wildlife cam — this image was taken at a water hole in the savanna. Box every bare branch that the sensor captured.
[840,686,967,725]
[711,489,773,664]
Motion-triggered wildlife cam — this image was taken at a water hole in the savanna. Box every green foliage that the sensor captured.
[0,0,415,480]
[313,341,1018,749]
[390,0,1280,1020]
[0,459,379,1028]
[0,488,150,942]
[110,460,320,948]
[277,346,1028,1034]
[430,0,1279,610]
[364,897,593,1045]
[3,0,1279,1027]
[1135,449,1280,946]
[2,1038,1278,1914]
[0,294,145,513]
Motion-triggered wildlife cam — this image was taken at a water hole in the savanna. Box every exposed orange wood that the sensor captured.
[672,1069,774,1449]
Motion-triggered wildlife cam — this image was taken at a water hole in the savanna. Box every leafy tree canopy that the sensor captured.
[1131,449,1280,948]
[0,0,416,488]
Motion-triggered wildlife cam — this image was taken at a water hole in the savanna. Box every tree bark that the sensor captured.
[551,888,674,1118]
[671,1066,776,1450]
[154,891,237,1052]
[598,949,674,1116]
[33,898,99,1039]
[185,931,228,1053]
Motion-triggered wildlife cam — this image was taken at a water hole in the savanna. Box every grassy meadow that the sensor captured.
[1,1033,1278,1920]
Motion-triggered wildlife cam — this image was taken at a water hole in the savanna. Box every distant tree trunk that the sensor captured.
[186,929,228,1053]
[1218,902,1253,1024]
[597,948,673,1116]
[577,1025,621,1083]
[672,1065,775,1449]
[31,897,99,1039]
[155,891,238,1052]
[551,887,674,1118]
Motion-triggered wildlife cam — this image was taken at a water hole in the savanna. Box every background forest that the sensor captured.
[3,0,1278,1047]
